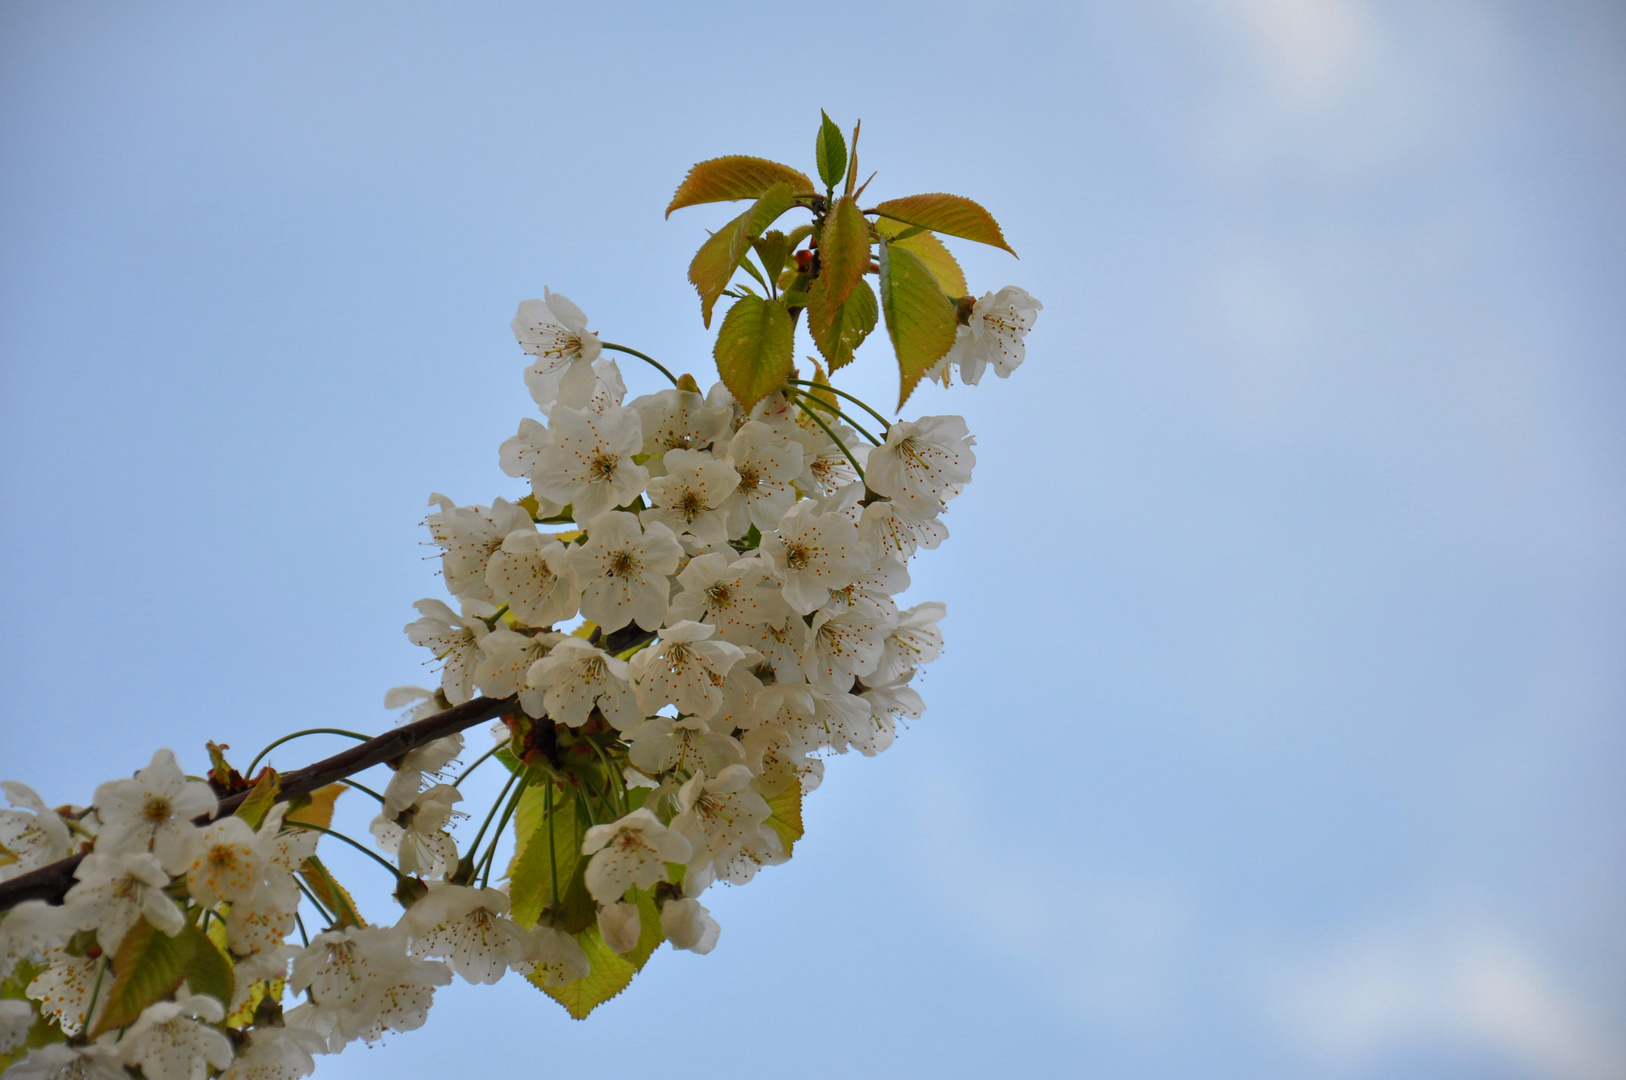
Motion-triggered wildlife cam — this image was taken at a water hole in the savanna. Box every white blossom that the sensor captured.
[0,784,71,886]
[400,886,530,985]
[630,386,731,456]
[864,415,976,518]
[286,926,449,1051]
[370,784,460,879]
[668,551,779,630]
[525,637,640,730]
[643,449,739,551]
[872,601,947,685]
[627,621,746,720]
[3,1040,128,1080]
[622,716,743,779]
[381,733,463,817]
[596,901,641,955]
[940,285,1041,384]
[186,816,262,907]
[720,421,803,538]
[218,1026,328,1080]
[572,511,682,633]
[520,925,590,987]
[485,530,579,628]
[90,751,215,875]
[64,851,184,948]
[580,808,691,904]
[0,997,32,1055]
[424,496,533,605]
[761,500,868,616]
[473,627,562,700]
[25,950,99,1036]
[512,290,602,411]
[119,993,233,1080]
[403,598,488,706]
[529,405,647,520]
[805,606,888,695]
[858,498,948,560]
[670,765,771,881]
[659,897,720,955]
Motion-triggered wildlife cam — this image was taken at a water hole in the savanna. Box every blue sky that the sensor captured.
[2,3,1622,1077]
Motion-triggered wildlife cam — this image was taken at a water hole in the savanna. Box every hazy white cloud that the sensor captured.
[1263,918,1625,1079]
[912,767,1194,1028]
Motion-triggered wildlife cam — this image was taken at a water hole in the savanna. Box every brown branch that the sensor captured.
[0,694,520,912]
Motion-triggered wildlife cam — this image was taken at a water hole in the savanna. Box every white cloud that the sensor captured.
[1264,919,1625,1079]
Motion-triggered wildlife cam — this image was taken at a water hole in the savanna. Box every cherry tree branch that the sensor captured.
[0,693,520,911]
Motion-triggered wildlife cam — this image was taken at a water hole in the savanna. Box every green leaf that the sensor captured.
[807,277,878,372]
[183,923,234,1010]
[879,240,959,410]
[508,780,593,934]
[816,196,871,308]
[90,919,197,1037]
[877,219,968,297]
[783,223,814,251]
[225,979,282,1028]
[666,156,813,218]
[233,769,280,831]
[688,183,799,327]
[764,779,806,856]
[297,855,367,929]
[870,193,1017,256]
[530,888,664,1019]
[815,110,847,191]
[750,230,791,288]
[713,295,794,411]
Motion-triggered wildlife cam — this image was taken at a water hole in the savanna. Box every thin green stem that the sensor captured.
[477,777,528,889]
[296,878,336,926]
[585,738,626,817]
[293,910,310,947]
[246,729,372,777]
[339,778,385,803]
[790,396,865,481]
[601,342,679,386]
[464,769,521,863]
[783,378,892,431]
[789,392,882,445]
[546,781,559,907]
[295,823,403,880]
[454,744,502,786]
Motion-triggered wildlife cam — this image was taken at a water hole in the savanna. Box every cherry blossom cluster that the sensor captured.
[0,282,1038,1080]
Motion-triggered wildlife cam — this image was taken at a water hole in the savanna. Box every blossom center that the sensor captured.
[608,550,639,579]
[142,796,172,823]
[589,452,620,483]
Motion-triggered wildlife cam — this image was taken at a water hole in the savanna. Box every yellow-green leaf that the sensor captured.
[298,855,367,929]
[182,923,234,1010]
[233,769,279,831]
[688,184,799,327]
[284,783,344,831]
[807,278,878,372]
[877,219,967,297]
[667,156,813,218]
[508,781,593,934]
[90,919,197,1037]
[879,241,959,410]
[764,779,806,856]
[815,110,847,191]
[714,296,794,411]
[751,230,792,287]
[530,888,664,1019]
[871,193,1016,256]
[817,196,871,307]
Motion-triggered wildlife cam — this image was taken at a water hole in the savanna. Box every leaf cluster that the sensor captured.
[667,113,1017,411]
